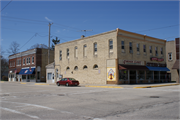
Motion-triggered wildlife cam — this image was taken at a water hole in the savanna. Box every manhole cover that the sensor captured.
[150,96,159,98]
[57,94,65,96]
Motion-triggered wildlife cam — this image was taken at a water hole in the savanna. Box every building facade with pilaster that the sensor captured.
[54,28,169,85]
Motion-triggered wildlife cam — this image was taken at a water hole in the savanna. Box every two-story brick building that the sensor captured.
[54,28,170,85]
[8,48,54,82]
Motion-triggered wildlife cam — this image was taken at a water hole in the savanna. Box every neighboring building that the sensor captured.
[166,40,179,82]
[46,62,55,83]
[8,48,54,82]
[172,38,179,83]
[54,28,169,85]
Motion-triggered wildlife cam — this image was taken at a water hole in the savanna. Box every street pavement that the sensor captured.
[0,81,179,120]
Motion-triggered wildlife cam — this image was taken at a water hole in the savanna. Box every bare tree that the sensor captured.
[7,41,20,55]
[28,43,48,50]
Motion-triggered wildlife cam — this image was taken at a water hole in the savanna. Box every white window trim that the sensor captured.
[32,56,34,64]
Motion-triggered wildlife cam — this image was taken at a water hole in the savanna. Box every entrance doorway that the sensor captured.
[130,70,136,84]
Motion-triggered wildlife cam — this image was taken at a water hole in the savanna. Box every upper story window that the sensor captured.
[143,45,146,52]
[83,44,87,57]
[32,56,34,64]
[149,46,152,53]
[129,42,133,53]
[137,43,140,52]
[94,42,97,55]
[155,47,158,56]
[161,47,163,55]
[10,61,15,67]
[16,59,21,66]
[67,49,69,58]
[74,46,78,58]
[168,52,172,61]
[29,57,30,64]
[59,50,62,60]
[109,40,113,52]
[121,41,124,49]
[26,58,28,64]
[23,58,25,65]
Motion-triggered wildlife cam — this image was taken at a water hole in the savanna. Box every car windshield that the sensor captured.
[68,78,76,80]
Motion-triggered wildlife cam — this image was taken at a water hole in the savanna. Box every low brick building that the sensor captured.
[54,28,169,85]
[8,48,54,82]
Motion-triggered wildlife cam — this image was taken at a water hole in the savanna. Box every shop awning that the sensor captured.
[146,66,170,71]
[172,60,179,69]
[19,68,35,75]
[119,65,149,70]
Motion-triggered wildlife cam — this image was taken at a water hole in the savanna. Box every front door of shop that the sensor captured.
[130,70,136,84]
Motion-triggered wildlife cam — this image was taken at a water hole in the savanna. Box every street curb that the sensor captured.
[85,85,123,89]
[0,81,4,83]
[133,83,180,88]
[20,82,27,84]
[34,83,49,86]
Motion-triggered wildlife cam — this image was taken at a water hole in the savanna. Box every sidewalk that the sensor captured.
[1,81,179,89]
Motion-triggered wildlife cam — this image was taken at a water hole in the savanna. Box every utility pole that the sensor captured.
[48,23,53,64]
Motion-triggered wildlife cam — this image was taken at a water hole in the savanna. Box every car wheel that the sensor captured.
[66,83,69,86]
[57,82,60,86]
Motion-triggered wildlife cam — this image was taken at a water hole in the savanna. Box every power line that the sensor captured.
[136,24,179,32]
[1,16,48,23]
[19,33,37,50]
[0,0,13,12]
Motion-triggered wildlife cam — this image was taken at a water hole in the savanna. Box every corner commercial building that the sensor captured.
[54,28,169,85]
[8,48,54,82]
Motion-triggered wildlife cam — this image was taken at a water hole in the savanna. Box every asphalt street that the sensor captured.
[0,82,179,120]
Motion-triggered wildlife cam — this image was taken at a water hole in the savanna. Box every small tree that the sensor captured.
[51,37,60,50]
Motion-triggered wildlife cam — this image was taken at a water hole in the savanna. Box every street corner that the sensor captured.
[85,85,123,89]
[133,83,180,89]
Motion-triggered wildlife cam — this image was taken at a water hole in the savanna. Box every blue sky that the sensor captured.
[1,1,179,58]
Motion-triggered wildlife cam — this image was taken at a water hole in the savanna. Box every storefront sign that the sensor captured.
[150,57,164,62]
[107,68,116,81]
[123,60,141,65]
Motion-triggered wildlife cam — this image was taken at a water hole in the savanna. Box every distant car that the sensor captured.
[56,78,79,86]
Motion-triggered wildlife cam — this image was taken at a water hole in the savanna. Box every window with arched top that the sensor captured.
[74,66,78,70]
[94,42,97,55]
[66,67,70,71]
[83,65,88,70]
[83,44,87,57]
[74,46,78,58]
[93,64,98,69]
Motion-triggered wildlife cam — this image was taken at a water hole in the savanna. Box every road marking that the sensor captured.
[1,101,55,110]
[0,107,39,119]
[20,83,26,84]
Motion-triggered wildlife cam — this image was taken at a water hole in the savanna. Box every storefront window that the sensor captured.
[30,74,35,79]
[160,71,166,81]
[22,75,26,79]
[137,71,145,80]
[146,71,153,80]
[119,70,128,81]
[154,71,159,82]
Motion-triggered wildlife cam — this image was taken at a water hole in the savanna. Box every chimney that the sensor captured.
[81,35,85,38]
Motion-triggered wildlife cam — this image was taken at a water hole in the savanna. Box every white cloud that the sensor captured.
[45,17,52,22]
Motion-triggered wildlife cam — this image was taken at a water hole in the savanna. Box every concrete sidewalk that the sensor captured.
[1,81,179,89]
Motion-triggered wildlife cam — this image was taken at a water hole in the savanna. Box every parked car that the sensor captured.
[56,78,79,86]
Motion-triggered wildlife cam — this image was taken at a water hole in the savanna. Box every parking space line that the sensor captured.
[1,101,55,110]
[0,107,39,119]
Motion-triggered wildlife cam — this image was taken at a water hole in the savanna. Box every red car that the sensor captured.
[56,78,79,86]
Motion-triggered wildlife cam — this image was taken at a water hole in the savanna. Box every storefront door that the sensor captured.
[130,70,136,84]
